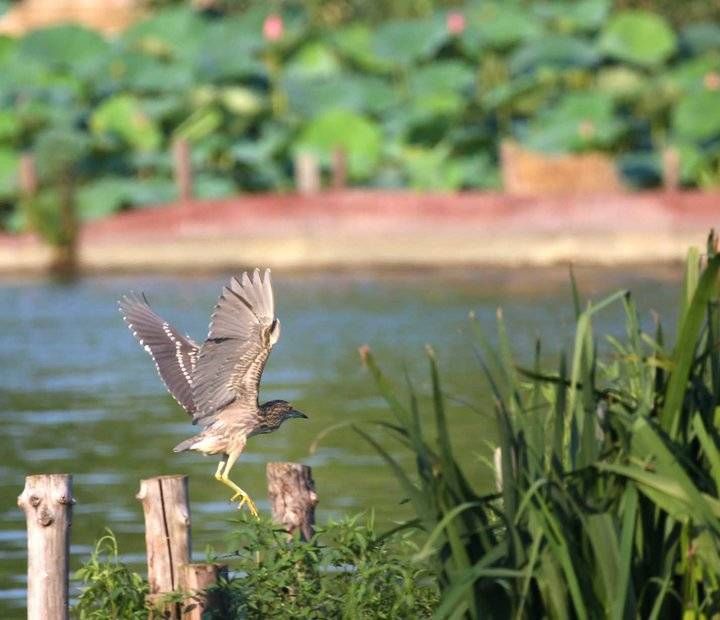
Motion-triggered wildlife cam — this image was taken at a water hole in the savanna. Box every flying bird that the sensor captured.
[118,269,307,517]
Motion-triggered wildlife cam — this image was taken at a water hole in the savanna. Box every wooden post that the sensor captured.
[662,146,680,192]
[172,138,193,202]
[294,152,320,195]
[180,563,227,620]
[19,153,38,196]
[137,475,191,618]
[331,147,347,189]
[266,462,318,541]
[18,474,74,620]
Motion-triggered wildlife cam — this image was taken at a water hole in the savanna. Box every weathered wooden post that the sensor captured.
[331,147,347,189]
[662,146,680,192]
[294,152,320,195]
[266,462,318,541]
[137,475,191,619]
[180,563,227,620]
[172,138,193,202]
[18,474,74,620]
[19,153,38,197]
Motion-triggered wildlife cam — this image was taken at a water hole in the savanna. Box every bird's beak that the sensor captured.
[290,409,308,419]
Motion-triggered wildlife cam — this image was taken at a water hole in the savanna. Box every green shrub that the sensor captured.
[75,530,148,619]
[210,514,438,618]
[74,517,438,619]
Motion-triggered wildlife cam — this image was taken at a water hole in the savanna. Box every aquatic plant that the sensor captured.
[74,516,438,619]
[361,233,720,617]
[3,0,720,232]
[74,530,148,619]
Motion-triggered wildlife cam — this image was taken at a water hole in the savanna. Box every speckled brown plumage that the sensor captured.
[119,268,307,516]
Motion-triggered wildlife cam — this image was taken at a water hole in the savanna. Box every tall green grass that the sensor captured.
[361,235,720,618]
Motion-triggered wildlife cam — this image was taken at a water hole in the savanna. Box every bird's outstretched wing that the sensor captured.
[191,268,280,426]
[119,293,199,414]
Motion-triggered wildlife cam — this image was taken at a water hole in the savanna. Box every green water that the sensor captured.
[0,266,681,615]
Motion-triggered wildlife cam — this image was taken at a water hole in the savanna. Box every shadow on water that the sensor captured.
[0,264,681,613]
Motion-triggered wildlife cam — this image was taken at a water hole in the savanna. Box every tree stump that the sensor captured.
[137,475,191,618]
[294,152,320,195]
[18,474,74,620]
[172,138,193,202]
[180,563,227,620]
[331,147,347,189]
[266,462,318,541]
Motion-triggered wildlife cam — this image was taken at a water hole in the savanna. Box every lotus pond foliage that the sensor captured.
[3,0,720,230]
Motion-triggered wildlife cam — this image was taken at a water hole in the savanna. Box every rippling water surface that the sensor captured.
[0,266,681,615]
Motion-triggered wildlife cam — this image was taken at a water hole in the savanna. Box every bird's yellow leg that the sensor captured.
[216,452,259,518]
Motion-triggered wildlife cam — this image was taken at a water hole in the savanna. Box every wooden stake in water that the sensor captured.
[266,462,318,541]
[294,152,321,195]
[18,474,74,620]
[331,147,347,189]
[180,563,227,620]
[172,138,194,202]
[137,475,191,618]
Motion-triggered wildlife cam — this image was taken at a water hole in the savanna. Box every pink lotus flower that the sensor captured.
[704,71,720,91]
[446,11,466,35]
[263,13,284,42]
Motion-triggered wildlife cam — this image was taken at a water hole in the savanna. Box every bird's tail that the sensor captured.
[173,436,197,452]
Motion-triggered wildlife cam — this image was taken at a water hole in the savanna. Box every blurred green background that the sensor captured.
[2,0,720,232]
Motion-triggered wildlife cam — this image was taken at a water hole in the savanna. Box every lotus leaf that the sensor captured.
[220,87,264,116]
[285,41,341,79]
[117,53,195,94]
[139,94,186,124]
[509,36,599,74]
[0,110,19,143]
[193,174,236,199]
[596,66,647,102]
[663,54,720,95]
[0,34,16,64]
[0,148,18,199]
[682,23,720,55]
[371,17,448,67]
[231,123,286,165]
[533,0,609,33]
[296,109,382,179]
[523,91,624,152]
[674,143,706,183]
[76,177,139,220]
[460,3,543,55]
[18,25,109,77]
[174,107,222,142]
[33,128,91,180]
[123,6,207,62]
[196,17,265,80]
[409,61,475,98]
[673,91,720,142]
[283,74,398,118]
[600,10,677,67]
[91,94,162,152]
[331,24,392,73]
[400,144,465,190]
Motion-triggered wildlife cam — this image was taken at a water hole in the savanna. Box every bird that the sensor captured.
[118,268,307,517]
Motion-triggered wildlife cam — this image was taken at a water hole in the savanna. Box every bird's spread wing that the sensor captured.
[119,292,199,414]
[191,268,280,426]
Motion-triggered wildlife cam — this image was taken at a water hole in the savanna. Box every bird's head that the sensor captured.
[259,399,308,429]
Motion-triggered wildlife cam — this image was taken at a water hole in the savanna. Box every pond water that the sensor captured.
[0,265,682,615]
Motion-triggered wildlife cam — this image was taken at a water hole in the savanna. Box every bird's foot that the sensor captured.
[232,491,259,518]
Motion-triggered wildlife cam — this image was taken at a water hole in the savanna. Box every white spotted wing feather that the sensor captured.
[191,269,280,426]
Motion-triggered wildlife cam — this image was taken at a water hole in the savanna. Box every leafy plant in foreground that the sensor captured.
[361,235,720,618]
[74,530,148,619]
[210,513,438,619]
[74,516,438,619]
